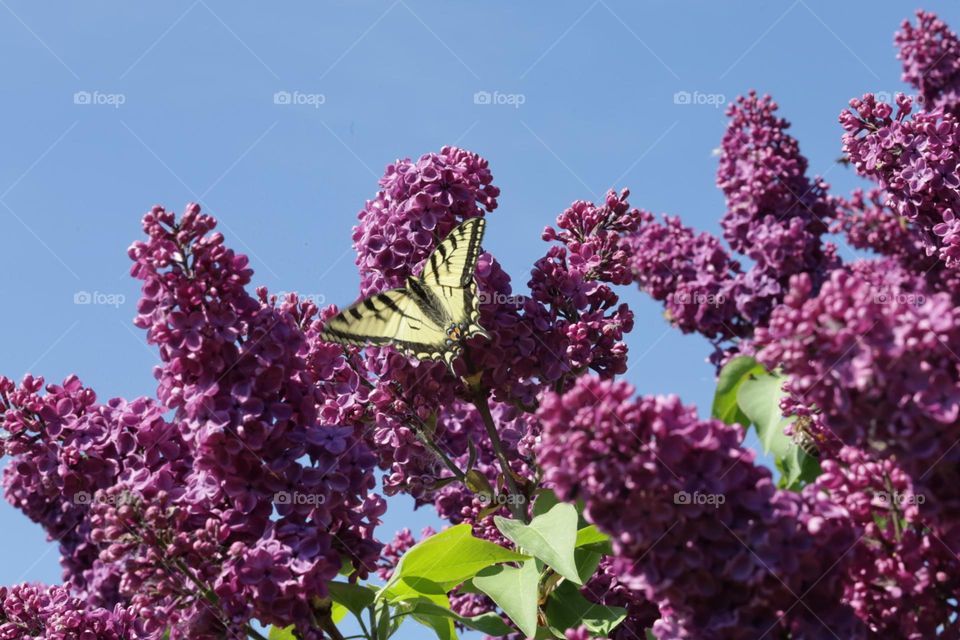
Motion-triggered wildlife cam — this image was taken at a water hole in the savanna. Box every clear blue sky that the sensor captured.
[0,2,953,637]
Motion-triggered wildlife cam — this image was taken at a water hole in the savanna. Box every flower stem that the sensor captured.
[472,390,528,522]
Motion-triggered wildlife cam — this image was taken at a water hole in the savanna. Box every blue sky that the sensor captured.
[0,1,954,637]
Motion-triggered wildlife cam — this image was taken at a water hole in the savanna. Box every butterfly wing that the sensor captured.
[417,217,488,338]
[320,217,489,368]
[318,287,450,359]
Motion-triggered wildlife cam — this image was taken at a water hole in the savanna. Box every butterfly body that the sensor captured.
[320,217,489,370]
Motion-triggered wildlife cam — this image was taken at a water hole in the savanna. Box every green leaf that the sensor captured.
[646,630,656,640]
[386,580,456,640]
[574,545,605,584]
[737,373,793,458]
[401,599,515,636]
[406,609,457,640]
[383,577,449,608]
[327,581,376,619]
[376,601,396,640]
[474,561,540,638]
[381,524,529,597]
[574,524,609,548]
[532,489,560,518]
[544,581,627,636]
[268,626,297,640]
[777,446,821,490]
[495,502,581,584]
[712,356,764,426]
[330,602,348,624]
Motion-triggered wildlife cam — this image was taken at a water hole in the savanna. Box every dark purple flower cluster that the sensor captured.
[832,188,960,298]
[529,200,636,381]
[535,376,863,639]
[0,374,174,608]
[342,159,638,509]
[896,10,960,117]
[755,260,960,547]
[841,93,960,268]
[583,558,658,640]
[628,212,742,343]
[718,91,839,325]
[832,188,928,266]
[33,204,387,637]
[0,583,137,640]
[811,447,960,637]
[353,146,499,296]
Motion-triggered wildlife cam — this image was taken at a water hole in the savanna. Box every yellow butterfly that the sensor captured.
[320,217,490,370]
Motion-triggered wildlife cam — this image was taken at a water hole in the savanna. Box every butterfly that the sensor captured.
[320,217,490,370]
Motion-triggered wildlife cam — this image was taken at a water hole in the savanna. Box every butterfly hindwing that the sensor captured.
[419,217,487,336]
[319,217,488,367]
[422,217,485,288]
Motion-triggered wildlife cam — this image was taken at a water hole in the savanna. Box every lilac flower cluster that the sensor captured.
[0,583,137,640]
[832,188,927,266]
[345,158,638,510]
[535,376,863,639]
[0,374,174,608]
[718,91,839,325]
[353,146,499,296]
[628,212,742,343]
[622,92,841,365]
[840,93,960,268]
[811,447,960,637]
[896,10,960,117]
[755,260,960,547]
[832,189,960,296]
[583,558,658,640]
[528,190,638,382]
[123,204,386,635]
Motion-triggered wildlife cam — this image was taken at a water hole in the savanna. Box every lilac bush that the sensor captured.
[2,8,960,640]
